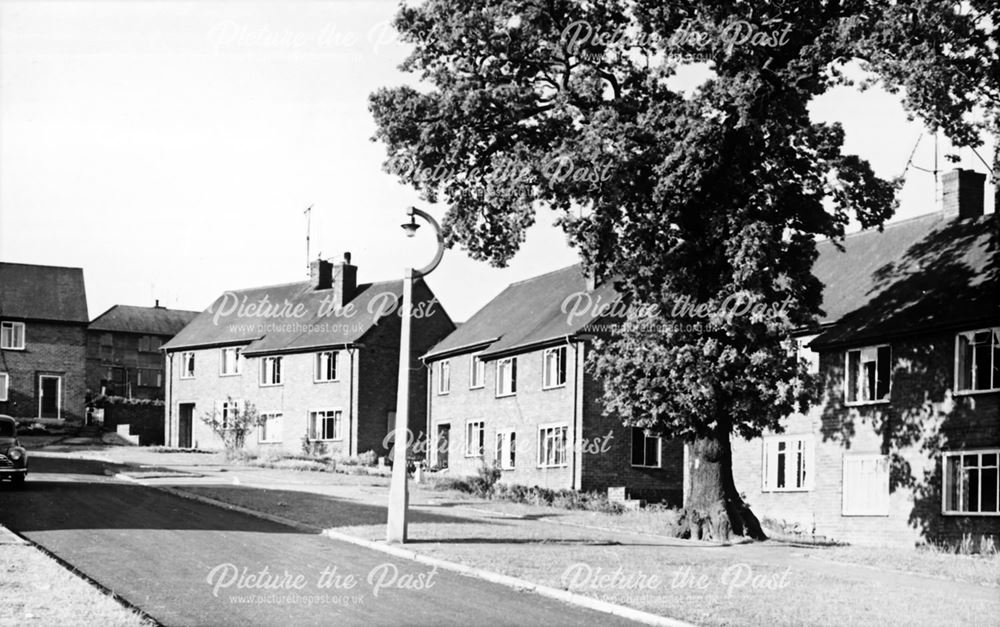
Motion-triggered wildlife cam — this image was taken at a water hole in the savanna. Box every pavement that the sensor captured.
[0,455,642,627]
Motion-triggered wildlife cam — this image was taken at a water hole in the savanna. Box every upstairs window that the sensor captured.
[543,346,567,389]
[763,435,814,491]
[180,352,196,379]
[0,322,25,350]
[260,356,282,386]
[469,353,485,389]
[943,450,999,515]
[956,328,999,393]
[437,360,451,395]
[314,351,339,382]
[631,428,661,468]
[220,347,242,375]
[496,357,517,397]
[845,345,891,404]
[138,335,161,353]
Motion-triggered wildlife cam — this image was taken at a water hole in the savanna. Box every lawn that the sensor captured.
[0,544,151,627]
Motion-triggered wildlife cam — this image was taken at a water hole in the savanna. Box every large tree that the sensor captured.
[370,0,997,540]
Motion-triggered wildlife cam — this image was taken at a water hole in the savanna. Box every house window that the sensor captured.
[543,346,567,389]
[956,328,1000,393]
[107,366,126,384]
[496,357,517,397]
[537,424,568,468]
[315,351,339,382]
[138,335,161,353]
[437,360,451,395]
[99,333,113,359]
[943,450,999,515]
[180,352,196,378]
[309,409,342,441]
[630,428,661,468]
[845,345,891,404]
[260,356,282,386]
[137,369,162,387]
[469,352,485,389]
[0,373,8,401]
[495,430,516,470]
[220,347,242,375]
[219,399,242,430]
[763,435,814,491]
[842,453,890,516]
[0,321,25,350]
[465,420,484,457]
[259,412,283,443]
[797,335,820,374]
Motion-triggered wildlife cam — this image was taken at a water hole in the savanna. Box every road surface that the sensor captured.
[0,455,639,627]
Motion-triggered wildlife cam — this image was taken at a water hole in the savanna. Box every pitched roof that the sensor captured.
[161,278,408,354]
[89,304,200,336]
[812,211,997,347]
[424,264,618,360]
[0,262,88,323]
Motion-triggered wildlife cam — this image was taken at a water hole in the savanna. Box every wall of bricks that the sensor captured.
[86,330,173,400]
[731,329,1000,547]
[427,340,685,501]
[0,321,87,423]
[102,403,165,446]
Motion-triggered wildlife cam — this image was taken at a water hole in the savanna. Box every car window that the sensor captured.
[0,421,14,437]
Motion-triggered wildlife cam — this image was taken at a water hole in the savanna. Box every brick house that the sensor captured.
[0,262,89,423]
[87,303,198,400]
[423,265,684,503]
[162,254,455,456]
[730,169,999,547]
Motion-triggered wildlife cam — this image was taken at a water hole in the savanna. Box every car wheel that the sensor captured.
[11,474,25,488]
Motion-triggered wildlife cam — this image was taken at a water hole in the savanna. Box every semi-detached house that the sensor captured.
[423,265,685,503]
[162,254,455,456]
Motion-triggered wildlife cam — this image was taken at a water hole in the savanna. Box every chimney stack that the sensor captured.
[941,168,986,220]
[331,252,357,307]
[310,258,333,290]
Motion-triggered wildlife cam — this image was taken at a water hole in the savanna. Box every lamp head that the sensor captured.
[401,214,420,238]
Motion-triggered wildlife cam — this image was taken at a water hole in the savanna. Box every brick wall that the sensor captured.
[427,340,685,501]
[0,320,87,423]
[731,329,1000,547]
[102,403,165,445]
[86,330,172,400]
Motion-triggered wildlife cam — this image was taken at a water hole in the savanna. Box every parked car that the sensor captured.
[0,415,28,487]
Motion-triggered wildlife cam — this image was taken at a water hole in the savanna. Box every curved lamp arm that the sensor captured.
[407,207,445,278]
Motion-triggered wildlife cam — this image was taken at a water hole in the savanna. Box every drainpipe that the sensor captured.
[165,351,173,447]
[570,336,581,491]
[425,359,433,467]
[348,347,356,457]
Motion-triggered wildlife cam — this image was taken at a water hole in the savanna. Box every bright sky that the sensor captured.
[0,1,994,321]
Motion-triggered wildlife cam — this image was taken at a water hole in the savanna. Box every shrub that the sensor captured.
[301,433,328,458]
[468,464,502,497]
[199,398,264,459]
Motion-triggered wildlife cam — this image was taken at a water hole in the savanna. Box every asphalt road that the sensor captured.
[0,456,639,627]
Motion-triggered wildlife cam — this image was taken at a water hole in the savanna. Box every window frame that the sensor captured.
[137,368,163,388]
[0,372,8,401]
[761,434,815,492]
[630,428,662,468]
[941,449,1000,516]
[495,356,517,398]
[0,321,26,350]
[180,352,196,379]
[219,347,242,376]
[542,346,568,390]
[259,356,283,387]
[844,344,892,406]
[258,412,283,444]
[954,328,1000,395]
[469,352,485,390]
[314,350,339,383]
[437,359,451,395]
[308,409,343,441]
[495,429,516,470]
[219,399,243,431]
[465,420,485,457]
[537,423,569,468]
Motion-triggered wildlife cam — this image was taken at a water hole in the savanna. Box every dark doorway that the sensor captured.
[38,375,62,419]
[178,403,194,448]
[436,423,450,469]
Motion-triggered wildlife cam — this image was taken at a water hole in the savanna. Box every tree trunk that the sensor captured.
[676,430,766,542]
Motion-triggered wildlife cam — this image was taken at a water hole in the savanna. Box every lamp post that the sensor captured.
[387,207,444,544]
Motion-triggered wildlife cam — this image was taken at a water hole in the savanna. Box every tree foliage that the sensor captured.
[200,398,263,458]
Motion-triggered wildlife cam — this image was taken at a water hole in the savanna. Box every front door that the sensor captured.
[435,423,450,469]
[178,403,194,448]
[38,375,61,419]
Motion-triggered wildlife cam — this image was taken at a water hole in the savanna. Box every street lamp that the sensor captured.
[387,207,444,544]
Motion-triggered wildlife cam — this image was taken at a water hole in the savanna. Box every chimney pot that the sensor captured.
[941,168,986,220]
[344,251,352,264]
[310,258,334,290]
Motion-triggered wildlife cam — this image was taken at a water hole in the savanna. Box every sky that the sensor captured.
[0,1,994,322]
